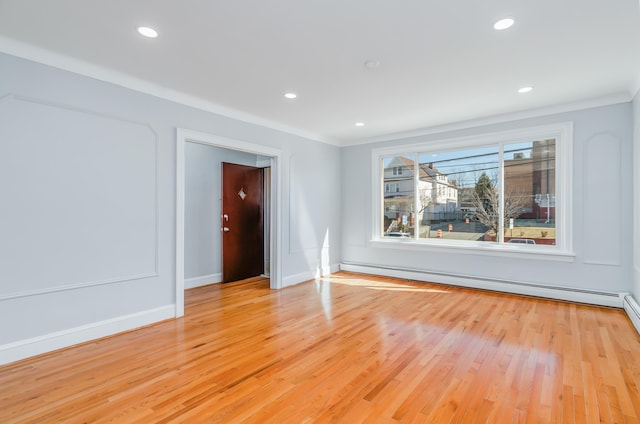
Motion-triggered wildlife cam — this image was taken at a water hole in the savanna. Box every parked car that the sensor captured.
[507,238,536,244]
[385,232,411,238]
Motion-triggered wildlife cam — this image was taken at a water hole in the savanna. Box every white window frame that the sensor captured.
[371,122,574,262]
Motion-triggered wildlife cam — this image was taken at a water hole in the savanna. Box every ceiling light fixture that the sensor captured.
[355,122,365,127]
[284,92,297,99]
[518,86,533,93]
[493,18,514,30]
[137,26,158,38]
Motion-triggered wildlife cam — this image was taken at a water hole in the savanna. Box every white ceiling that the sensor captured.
[0,0,639,146]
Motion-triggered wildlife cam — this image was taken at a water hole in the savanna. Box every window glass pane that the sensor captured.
[504,139,556,246]
[382,155,415,238]
[417,147,499,242]
[375,124,568,252]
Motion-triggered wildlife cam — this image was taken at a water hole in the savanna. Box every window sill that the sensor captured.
[369,238,575,262]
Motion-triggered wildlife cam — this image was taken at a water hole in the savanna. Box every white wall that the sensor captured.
[630,88,640,333]
[184,144,257,285]
[633,90,640,302]
[342,103,634,303]
[284,143,343,284]
[0,52,342,364]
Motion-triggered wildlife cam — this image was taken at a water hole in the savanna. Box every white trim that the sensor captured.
[0,273,160,301]
[256,159,272,168]
[368,239,575,262]
[281,264,340,288]
[349,93,629,147]
[185,273,222,289]
[371,122,572,157]
[624,295,640,336]
[2,38,631,150]
[340,263,624,308]
[557,123,574,253]
[2,38,632,149]
[176,133,185,317]
[0,38,336,146]
[176,128,284,311]
[281,271,314,288]
[372,122,574,258]
[0,305,175,366]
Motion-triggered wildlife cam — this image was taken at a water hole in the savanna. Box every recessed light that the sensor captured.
[355,122,365,127]
[284,92,297,99]
[518,86,533,93]
[493,18,514,30]
[137,26,158,38]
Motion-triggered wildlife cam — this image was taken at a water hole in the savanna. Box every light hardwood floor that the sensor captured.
[1,272,640,423]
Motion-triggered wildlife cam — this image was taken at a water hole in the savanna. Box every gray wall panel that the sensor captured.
[0,95,157,297]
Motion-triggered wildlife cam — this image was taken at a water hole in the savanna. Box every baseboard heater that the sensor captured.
[340,262,624,309]
[624,295,640,336]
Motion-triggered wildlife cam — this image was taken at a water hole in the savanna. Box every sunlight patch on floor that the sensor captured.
[324,276,450,293]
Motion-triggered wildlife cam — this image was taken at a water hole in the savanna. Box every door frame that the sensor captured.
[175,128,283,317]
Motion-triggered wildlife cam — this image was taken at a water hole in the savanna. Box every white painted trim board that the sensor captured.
[185,273,222,289]
[0,305,175,366]
[340,263,624,308]
[176,128,284,320]
[281,264,340,288]
[624,295,640,336]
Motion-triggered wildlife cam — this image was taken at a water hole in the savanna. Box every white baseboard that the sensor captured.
[340,263,624,308]
[282,264,340,288]
[185,273,221,289]
[623,295,640,336]
[0,305,175,366]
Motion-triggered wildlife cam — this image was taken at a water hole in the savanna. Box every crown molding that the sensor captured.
[0,36,340,147]
[345,92,632,147]
[1,36,635,149]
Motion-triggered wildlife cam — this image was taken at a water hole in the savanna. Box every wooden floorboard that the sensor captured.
[1,272,640,423]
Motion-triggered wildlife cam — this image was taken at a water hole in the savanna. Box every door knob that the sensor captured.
[222,227,230,232]
[222,214,229,221]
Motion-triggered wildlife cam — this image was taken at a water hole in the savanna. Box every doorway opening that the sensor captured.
[176,129,283,317]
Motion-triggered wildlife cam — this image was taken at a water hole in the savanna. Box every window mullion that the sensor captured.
[498,145,505,243]
[414,154,420,239]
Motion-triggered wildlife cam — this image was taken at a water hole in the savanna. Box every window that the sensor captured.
[374,123,573,256]
[383,156,416,236]
[385,183,400,193]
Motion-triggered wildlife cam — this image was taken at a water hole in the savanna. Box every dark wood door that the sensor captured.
[221,162,264,283]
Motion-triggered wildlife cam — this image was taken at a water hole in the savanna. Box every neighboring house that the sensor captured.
[503,139,556,220]
[383,157,458,226]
